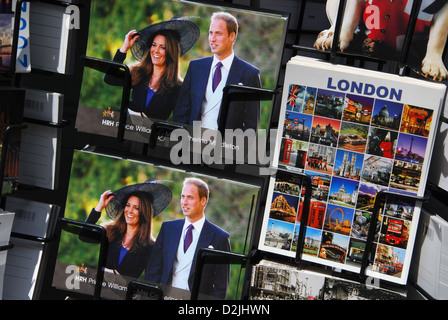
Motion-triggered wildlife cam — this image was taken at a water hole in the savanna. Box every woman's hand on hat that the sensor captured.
[95,190,115,212]
[120,30,140,53]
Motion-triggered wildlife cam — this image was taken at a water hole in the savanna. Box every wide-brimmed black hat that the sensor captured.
[105,180,172,220]
[130,17,200,61]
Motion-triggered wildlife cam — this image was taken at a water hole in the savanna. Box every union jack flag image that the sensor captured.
[287,84,303,109]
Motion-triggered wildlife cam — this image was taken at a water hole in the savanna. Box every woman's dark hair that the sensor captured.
[130,29,183,93]
[106,191,155,250]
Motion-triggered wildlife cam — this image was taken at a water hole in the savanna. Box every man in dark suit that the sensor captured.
[145,177,231,299]
[172,11,262,132]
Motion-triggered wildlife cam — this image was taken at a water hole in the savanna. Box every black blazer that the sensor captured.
[104,50,181,120]
[145,218,231,299]
[172,55,261,131]
[84,209,153,279]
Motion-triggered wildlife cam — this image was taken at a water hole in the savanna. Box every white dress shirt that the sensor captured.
[171,216,206,290]
[201,52,235,129]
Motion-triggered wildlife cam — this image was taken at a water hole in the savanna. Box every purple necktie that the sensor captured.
[184,224,194,252]
[212,62,222,92]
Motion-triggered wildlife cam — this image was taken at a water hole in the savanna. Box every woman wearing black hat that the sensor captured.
[104,18,200,120]
[83,180,172,279]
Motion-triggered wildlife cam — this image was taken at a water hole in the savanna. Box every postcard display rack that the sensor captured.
[251,0,448,300]
[39,0,448,302]
[0,0,83,300]
[0,0,447,302]
[50,0,288,301]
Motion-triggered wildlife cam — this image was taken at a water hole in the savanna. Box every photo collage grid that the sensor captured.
[263,82,434,280]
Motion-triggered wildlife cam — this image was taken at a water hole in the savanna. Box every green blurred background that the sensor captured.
[80,0,288,130]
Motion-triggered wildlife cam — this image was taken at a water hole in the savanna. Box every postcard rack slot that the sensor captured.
[10,232,56,243]
[276,171,313,264]
[190,247,256,300]
[441,115,448,124]
[23,118,70,128]
[358,189,429,280]
[0,242,13,252]
[0,123,27,198]
[10,0,73,76]
[218,84,278,133]
[149,121,186,149]
[290,0,385,66]
[57,217,109,300]
[290,178,430,284]
[7,0,26,77]
[288,0,383,68]
[80,55,132,143]
[398,0,423,72]
[289,44,386,67]
[125,280,164,300]
[289,186,430,286]
[330,0,346,59]
[290,0,443,79]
